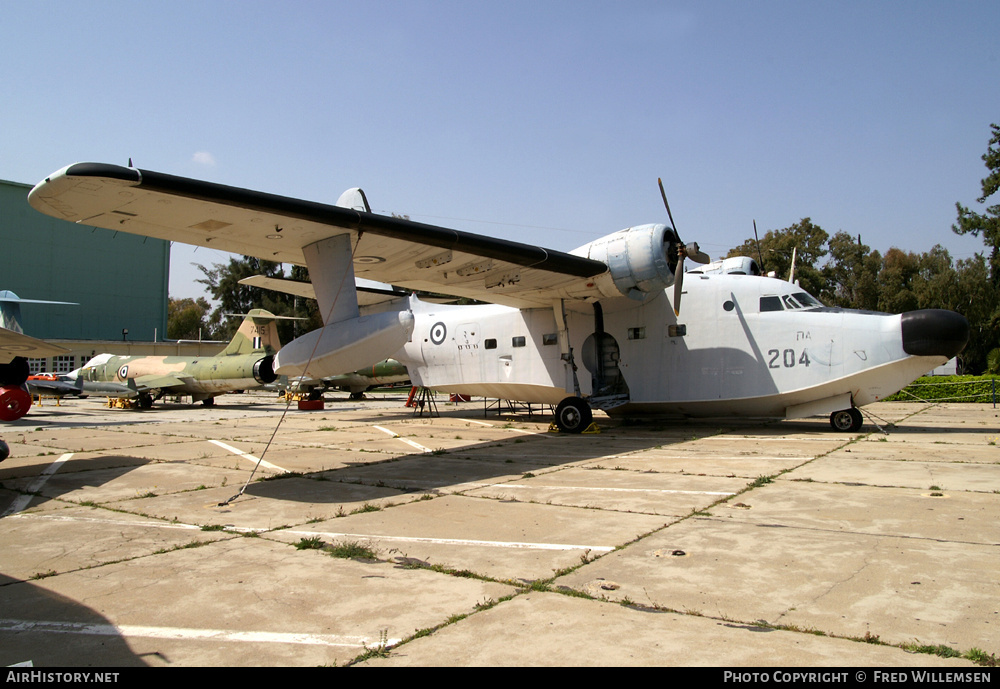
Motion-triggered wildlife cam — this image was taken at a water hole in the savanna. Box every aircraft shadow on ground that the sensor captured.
[0,573,147,667]
[237,411,781,504]
[0,458,157,513]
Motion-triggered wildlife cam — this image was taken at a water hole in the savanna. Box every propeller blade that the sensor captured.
[659,178,709,265]
[658,178,678,237]
[673,254,685,316]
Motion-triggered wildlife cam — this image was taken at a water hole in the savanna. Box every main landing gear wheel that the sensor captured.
[138,393,154,410]
[830,408,863,432]
[555,397,593,434]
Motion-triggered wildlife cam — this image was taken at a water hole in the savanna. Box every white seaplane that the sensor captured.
[28,163,969,433]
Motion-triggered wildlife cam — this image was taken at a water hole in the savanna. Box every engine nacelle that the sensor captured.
[573,224,678,300]
[0,357,30,387]
[253,356,277,385]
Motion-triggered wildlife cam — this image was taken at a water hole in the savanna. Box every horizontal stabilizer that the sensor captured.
[222,311,305,321]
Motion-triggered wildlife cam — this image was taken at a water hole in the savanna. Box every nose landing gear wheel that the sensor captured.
[555,397,593,434]
[830,407,863,432]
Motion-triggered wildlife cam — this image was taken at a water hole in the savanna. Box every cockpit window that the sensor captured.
[760,296,783,312]
[792,292,823,308]
[761,292,824,312]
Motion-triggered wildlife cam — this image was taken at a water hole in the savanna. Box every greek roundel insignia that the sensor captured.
[118,365,129,379]
[430,322,447,345]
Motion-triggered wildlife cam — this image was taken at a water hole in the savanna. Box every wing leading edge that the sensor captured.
[29,163,609,308]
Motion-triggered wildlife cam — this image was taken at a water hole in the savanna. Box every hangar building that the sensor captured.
[1,177,205,374]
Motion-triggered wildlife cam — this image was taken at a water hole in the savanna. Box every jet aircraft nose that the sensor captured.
[901,309,970,358]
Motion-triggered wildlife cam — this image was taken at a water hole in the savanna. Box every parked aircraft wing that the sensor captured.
[26,377,85,397]
[132,374,187,391]
[0,327,69,364]
[29,164,609,309]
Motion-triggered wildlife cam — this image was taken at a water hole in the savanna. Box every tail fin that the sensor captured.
[0,291,78,333]
[220,309,284,356]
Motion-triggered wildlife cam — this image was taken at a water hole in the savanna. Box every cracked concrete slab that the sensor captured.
[1,396,995,666]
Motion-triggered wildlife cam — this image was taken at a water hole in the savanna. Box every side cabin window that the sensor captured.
[760,296,783,312]
[484,339,498,350]
[542,333,558,345]
[512,336,526,347]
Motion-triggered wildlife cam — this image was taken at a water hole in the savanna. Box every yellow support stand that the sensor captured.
[547,422,601,434]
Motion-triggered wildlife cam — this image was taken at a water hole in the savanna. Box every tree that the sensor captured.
[167,297,216,340]
[876,248,920,314]
[953,122,1000,370]
[953,123,1000,287]
[727,218,829,297]
[196,257,298,341]
[951,254,998,373]
[822,232,881,310]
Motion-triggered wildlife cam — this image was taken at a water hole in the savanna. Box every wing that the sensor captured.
[30,164,609,309]
[26,378,84,397]
[0,327,70,364]
[132,374,187,391]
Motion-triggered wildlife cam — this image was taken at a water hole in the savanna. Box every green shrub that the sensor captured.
[884,375,998,403]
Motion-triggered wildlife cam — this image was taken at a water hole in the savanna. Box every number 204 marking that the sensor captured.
[768,348,810,369]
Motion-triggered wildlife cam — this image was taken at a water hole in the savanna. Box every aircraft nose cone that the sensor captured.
[901,309,970,358]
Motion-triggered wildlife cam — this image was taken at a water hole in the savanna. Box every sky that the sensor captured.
[3,1,998,301]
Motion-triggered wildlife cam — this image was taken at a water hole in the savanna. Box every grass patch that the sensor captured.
[327,541,378,560]
[903,642,961,658]
[295,536,325,550]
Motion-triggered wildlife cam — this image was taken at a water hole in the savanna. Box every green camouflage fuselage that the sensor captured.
[72,309,280,404]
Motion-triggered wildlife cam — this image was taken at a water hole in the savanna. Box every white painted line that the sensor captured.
[644,456,808,462]
[289,529,614,553]
[0,619,399,648]
[8,512,269,535]
[373,426,433,453]
[209,440,288,473]
[2,453,73,517]
[8,513,201,530]
[462,419,493,427]
[495,483,734,496]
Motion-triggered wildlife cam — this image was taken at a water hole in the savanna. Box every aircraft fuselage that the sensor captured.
[76,353,274,400]
[397,272,965,422]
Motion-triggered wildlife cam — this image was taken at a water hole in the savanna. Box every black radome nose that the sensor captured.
[901,309,970,358]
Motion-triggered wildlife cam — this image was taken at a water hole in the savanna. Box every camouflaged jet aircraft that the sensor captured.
[71,309,282,408]
[284,358,410,400]
[29,163,970,432]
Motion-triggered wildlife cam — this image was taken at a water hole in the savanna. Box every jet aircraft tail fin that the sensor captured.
[0,291,78,334]
[220,309,287,356]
